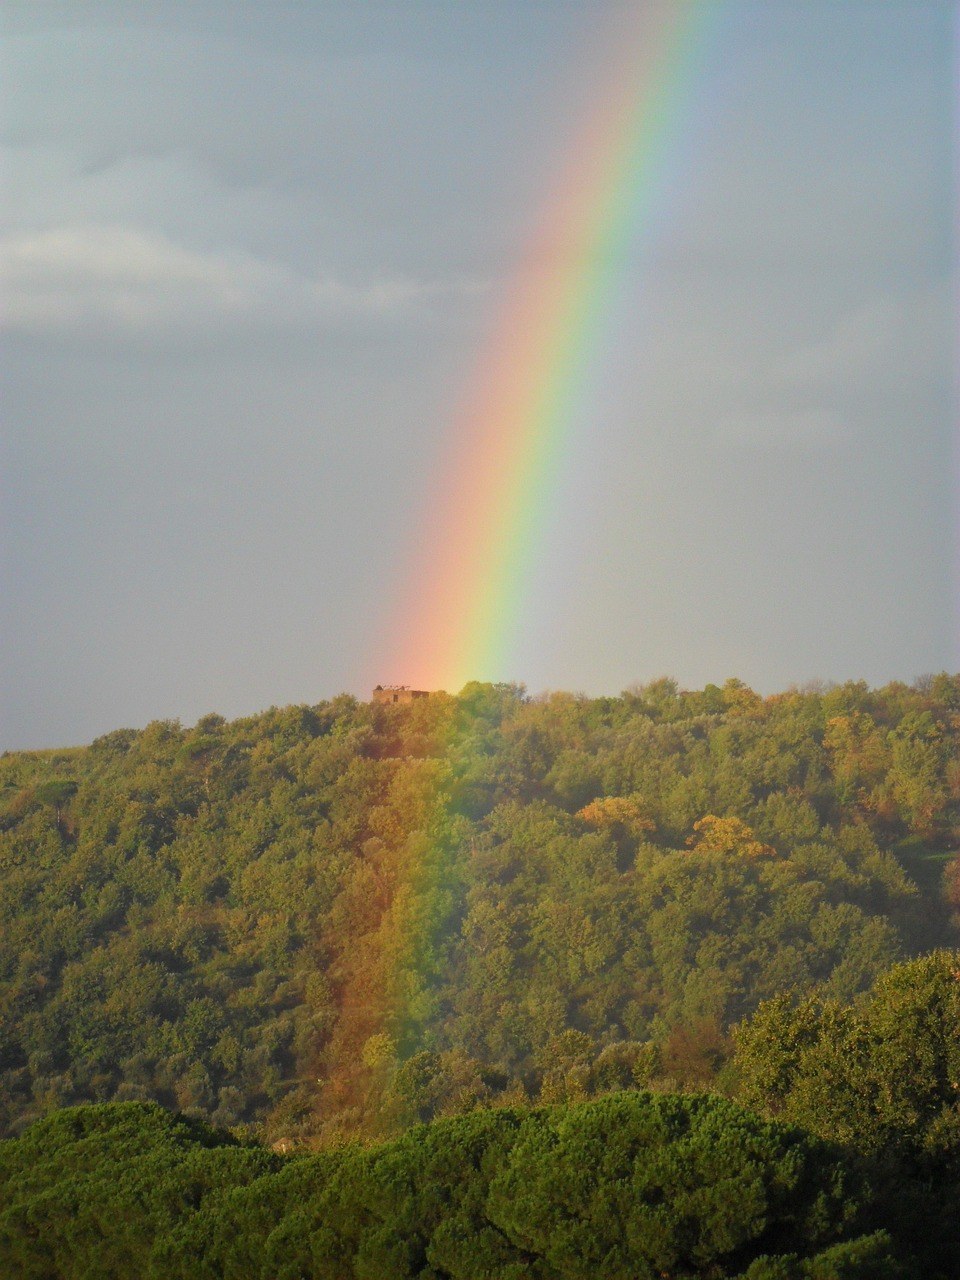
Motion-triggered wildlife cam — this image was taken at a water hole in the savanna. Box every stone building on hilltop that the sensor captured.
[372,685,431,705]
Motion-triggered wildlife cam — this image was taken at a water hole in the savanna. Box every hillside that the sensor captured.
[1,677,958,1148]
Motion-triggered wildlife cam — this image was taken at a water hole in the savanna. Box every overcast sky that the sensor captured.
[1,1,956,749]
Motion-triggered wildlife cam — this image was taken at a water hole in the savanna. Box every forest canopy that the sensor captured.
[0,1094,908,1279]
[1,676,957,1144]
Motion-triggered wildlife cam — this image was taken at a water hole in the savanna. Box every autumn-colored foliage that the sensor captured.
[687,814,775,858]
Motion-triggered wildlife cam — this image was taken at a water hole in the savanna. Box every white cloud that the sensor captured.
[0,224,485,339]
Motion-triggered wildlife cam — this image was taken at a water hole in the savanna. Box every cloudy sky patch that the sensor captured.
[1,1,955,748]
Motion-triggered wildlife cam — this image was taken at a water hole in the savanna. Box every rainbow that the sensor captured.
[318,3,724,1138]
[381,1,722,693]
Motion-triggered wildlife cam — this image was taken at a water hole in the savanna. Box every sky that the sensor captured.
[1,0,957,750]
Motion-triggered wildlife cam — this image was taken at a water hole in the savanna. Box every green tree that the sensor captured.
[35,777,78,829]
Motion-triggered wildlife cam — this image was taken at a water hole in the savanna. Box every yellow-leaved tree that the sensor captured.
[687,814,775,859]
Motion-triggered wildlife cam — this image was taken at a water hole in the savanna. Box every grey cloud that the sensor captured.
[771,285,951,393]
[714,407,848,448]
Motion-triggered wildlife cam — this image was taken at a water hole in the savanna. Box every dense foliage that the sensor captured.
[733,950,960,1276]
[4,951,958,1276]
[735,950,960,1163]
[1,676,958,1144]
[0,1093,901,1279]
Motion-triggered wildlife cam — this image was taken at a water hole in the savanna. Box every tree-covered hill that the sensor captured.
[1,676,958,1145]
